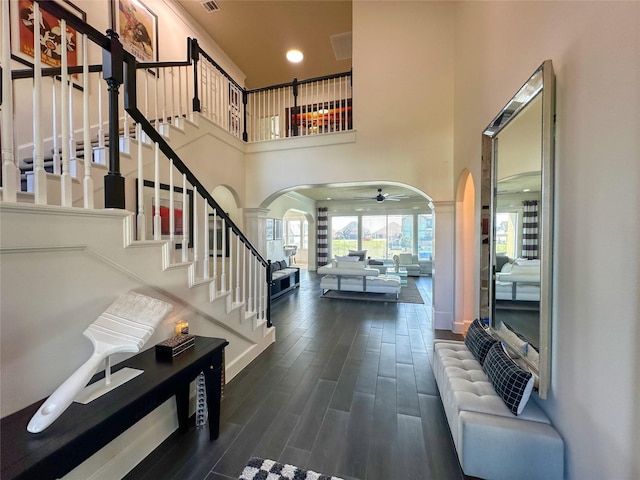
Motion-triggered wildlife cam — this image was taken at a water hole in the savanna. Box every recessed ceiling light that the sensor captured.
[286,49,303,63]
[326,197,332,200]
[523,188,531,192]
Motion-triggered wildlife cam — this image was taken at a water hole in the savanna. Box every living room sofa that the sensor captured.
[495,258,540,302]
[432,320,564,480]
[368,254,432,276]
[317,256,401,297]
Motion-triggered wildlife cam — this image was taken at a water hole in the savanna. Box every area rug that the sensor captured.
[321,277,425,304]
[238,457,344,480]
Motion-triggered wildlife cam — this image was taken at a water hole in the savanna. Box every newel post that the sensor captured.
[292,77,299,137]
[266,260,272,327]
[190,38,201,113]
[102,29,125,209]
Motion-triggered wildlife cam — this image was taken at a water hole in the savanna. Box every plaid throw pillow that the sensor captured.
[483,343,534,415]
[464,318,497,365]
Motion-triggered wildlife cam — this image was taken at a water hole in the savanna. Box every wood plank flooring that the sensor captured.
[125,269,469,480]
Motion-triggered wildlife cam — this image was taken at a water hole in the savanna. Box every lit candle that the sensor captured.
[174,321,189,335]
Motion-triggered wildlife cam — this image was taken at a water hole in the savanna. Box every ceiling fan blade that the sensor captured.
[385,197,401,201]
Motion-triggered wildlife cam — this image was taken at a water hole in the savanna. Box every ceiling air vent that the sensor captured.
[200,0,220,13]
[330,32,352,61]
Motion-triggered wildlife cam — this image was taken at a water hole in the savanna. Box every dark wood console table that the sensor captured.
[1,336,228,480]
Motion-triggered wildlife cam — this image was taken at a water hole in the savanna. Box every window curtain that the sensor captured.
[522,200,539,259]
[317,207,329,266]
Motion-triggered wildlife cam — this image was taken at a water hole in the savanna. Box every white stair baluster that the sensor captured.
[82,34,93,208]
[203,197,210,279]
[220,218,226,291]
[242,244,247,307]
[235,236,241,304]
[228,229,233,296]
[93,72,106,164]
[247,250,253,313]
[68,80,76,178]
[212,209,217,296]
[136,124,145,240]
[193,187,199,277]
[182,173,189,263]
[169,159,175,250]
[60,18,72,207]
[171,66,176,124]
[154,69,159,130]
[52,78,60,175]
[1,0,18,201]
[178,65,183,125]
[153,143,161,240]
[32,2,47,204]
[162,68,167,125]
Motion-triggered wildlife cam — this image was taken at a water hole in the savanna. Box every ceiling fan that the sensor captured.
[354,188,409,203]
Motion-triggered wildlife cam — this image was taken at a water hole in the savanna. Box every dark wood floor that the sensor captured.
[125,269,469,480]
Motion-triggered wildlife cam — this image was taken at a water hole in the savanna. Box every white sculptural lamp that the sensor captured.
[27,292,173,434]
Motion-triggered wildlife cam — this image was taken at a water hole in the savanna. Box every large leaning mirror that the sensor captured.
[480,60,555,398]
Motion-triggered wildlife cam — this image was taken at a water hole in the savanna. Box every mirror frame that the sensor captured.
[480,60,555,398]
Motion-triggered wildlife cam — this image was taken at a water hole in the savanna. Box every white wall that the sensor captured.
[453,2,640,479]
[244,1,455,207]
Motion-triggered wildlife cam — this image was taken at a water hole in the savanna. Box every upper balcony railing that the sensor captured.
[189,39,353,142]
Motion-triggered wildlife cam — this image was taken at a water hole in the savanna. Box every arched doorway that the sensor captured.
[454,169,475,333]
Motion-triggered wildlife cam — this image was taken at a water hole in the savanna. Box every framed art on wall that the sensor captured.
[137,179,193,248]
[10,0,85,72]
[112,0,158,62]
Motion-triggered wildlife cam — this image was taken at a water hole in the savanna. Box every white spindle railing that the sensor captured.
[3,16,272,326]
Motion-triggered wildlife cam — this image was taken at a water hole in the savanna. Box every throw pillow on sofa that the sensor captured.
[464,318,497,365]
[482,342,534,415]
[348,249,367,261]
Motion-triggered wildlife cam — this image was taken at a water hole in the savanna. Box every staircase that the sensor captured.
[1,0,274,421]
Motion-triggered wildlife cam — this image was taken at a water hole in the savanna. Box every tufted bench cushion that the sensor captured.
[433,340,564,480]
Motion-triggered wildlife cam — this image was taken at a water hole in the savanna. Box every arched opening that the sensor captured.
[454,169,476,333]
[211,185,242,227]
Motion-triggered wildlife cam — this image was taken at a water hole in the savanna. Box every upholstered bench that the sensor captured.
[432,322,564,480]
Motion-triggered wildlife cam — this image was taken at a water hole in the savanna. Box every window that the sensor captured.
[285,219,308,248]
[495,211,519,258]
[360,215,414,259]
[388,215,413,256]
[418,214,433,259]
[331,216,358,256]
[361,216,387,258]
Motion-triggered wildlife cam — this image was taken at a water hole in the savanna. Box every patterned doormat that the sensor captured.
[238,457,344,480]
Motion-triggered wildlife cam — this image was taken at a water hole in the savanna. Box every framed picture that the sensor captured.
[10,0,85,74]
[266,218,274,241]
[137,179,193,248]
[112,0,158,62]
[274,219,283,240]
[209,214,230,257]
